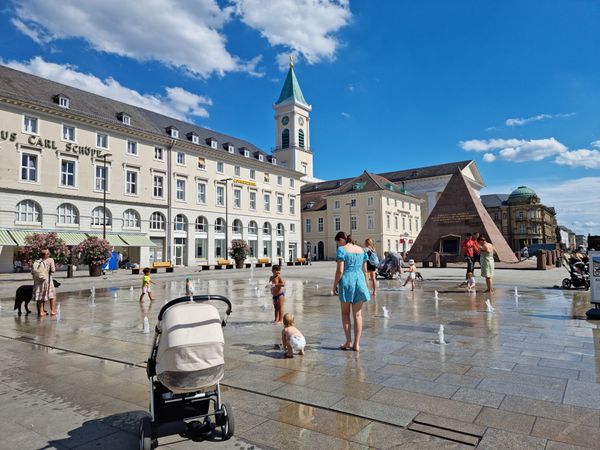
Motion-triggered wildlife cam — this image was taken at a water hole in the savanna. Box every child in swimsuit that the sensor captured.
[139,268,155,303]
[269,265,286,323]
[281,313,305,358]
[402,259,417,291]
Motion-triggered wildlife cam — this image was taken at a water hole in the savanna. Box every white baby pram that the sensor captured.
[140,295,233,449]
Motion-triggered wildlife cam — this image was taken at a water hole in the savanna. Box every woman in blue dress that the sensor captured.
[332,231,371,352]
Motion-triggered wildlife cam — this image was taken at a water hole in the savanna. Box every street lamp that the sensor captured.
[219,178,233,258]
[102,152,112,240]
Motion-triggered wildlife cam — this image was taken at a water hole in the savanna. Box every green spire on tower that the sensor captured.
[275,56,308,106]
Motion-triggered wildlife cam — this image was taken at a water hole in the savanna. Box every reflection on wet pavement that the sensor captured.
[0,269,599,449]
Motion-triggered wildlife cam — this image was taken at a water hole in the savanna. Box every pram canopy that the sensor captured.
[156,302,225,393]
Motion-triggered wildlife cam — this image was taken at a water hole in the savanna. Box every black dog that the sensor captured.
[14,279,61,316]
[415,272,425,282]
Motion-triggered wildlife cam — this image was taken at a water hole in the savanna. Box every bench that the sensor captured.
[151,261,174,273]
[288,257,308,266]
[215,259,233,270]
[255,258,272,268]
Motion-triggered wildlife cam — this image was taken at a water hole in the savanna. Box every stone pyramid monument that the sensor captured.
[407,170,517,263]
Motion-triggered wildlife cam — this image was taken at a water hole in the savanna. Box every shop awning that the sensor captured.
[86,232,127,246]
[0,229,17,245]
[119,234,157,247]
[8,230,35,246]
[58,232,89,246]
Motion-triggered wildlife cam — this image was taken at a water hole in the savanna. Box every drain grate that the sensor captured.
[407,418,482,446]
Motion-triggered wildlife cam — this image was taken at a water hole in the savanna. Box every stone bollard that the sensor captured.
[555,251,562,267]
[537,250,547,270]
[546,250,552,266]
[433,252,441,268]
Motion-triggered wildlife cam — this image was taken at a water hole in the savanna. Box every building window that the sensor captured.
[217,161,224,173]
[334,200,340,209]
[58,96,69,108]
[233,219,243,233]
[317,217,324,232]
[126,170,138,195]
[234,166,241,177]
[197,157,205,169]
[23,115,38,134]
[386,215,390,230]
[264,173,270,183]
[195,238,207,259]
[301,162,307,174]
[191,134,199,144]
[96,133,108,149]
[402,216,406,229]
[91,206,111,226]
[290,178,295,188]
[174,214,187,231]
[277,175,283,185]
[290,223,296,232]
[95,165,108,191]
[176,179,186,201]
[216,185,225,206]
[15,200,41,223]
[277,196,283,213]
[289,198,296,215]
[250,169,256,180]
[334,217,341,231]
[228,145,234,154]
[388,240,391,251]
[518,211,524,220]
[415,218,419,231]
[150,212,165,230]
[195,216,207,232]
[277,223,285,236]
[249,191,257,210]
[305,218,311,233]
[367,215,374,230]
[215,218,225,233]
[395,215,399,230]
[61,124,76,142]
[60,160,76,187]
[119,113,131,125]
[494,212,499,221]
[367,196,374,207]
[154,146,164,160]
[282,129,290,148]
[197,182,206,203]
[351,216,357,230]
[176,152,185,165]
[56,203,78,225]
[350,199,357,207]
[20,153,37,182]
[244,149,250,157]
[264,194,271,212]
[263,222,271,236]
[153,175,164,198]
[127,140,137,155]
[519,224,526,233]
[409,217,412,232]
[298,129,305,148]
[233,189,241,208]
[123,209,140,228]
[214,239,226,258]
[248,221,258,235]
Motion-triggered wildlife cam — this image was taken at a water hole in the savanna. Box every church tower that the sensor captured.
[272,58,314,179]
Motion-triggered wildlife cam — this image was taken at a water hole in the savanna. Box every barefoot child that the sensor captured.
[269,265,286,323]
[139,268,155,303]
[185,277,195,297]
[282,313,305,358]
[458,271,476,292]
[402,259,417,291]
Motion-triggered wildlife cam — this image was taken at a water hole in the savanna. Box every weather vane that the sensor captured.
[289,54,294,67]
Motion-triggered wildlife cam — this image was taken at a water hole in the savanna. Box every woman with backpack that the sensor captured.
[31,249,56,317]
[364,238,379,297]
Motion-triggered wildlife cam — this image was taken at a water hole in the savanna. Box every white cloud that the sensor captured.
[555,149,600,169]
[482,153,496,162]
[505,112,574,127]
[460,138,529,152]
[11,0,260,78]
[340,112,352,119]
[460,138,567,162]
[276,51,299,71]
[591,140,600,149]
[4,57,212,121]
[233,0,351,66]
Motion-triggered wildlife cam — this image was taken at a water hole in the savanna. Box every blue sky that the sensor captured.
[1,0,599,234]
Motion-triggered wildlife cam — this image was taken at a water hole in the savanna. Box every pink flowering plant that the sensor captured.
[74,236,112,266]
[230,239,250,263]
[19,232,70,265]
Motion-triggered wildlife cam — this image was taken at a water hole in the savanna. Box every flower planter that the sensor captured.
[89,264,103,277]
[235,259,245,269]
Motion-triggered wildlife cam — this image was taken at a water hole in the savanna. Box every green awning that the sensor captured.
[58,232,89,246]
[86,232,127,246]
[8,230,36,246]
[0,229,17,245]
[119,234,157,247]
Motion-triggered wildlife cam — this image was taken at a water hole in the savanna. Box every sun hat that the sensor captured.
[408,259,415,264]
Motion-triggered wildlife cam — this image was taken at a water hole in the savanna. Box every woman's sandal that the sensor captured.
[338,345,352,351]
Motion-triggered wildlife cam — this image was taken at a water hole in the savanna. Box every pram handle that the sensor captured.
[158,295,232,321]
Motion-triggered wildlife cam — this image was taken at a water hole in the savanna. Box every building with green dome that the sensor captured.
[481,186,557,251]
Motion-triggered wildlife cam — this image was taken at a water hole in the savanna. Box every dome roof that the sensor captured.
[508,186,537,202]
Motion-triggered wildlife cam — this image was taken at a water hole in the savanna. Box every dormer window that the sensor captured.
[187,132,199,144]
[258,155,264,162]
[54,94,69,109]
[206,137,218,149]
[117,112,131,126]
[244,150,250,158]
[167,126,179,138]
[223,143,234,153]
[271,157,277,165]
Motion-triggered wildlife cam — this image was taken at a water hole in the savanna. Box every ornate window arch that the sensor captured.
[57,203,79,225]
[149,212,165,230]
[195,216,208,232]
[16,200,41,223]
[174,214,187,231]
[123,209,140,229]
[281,128,290,148]
[91,206,111,226]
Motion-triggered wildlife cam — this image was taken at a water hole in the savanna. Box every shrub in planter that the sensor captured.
[19,232,70,265]
[74,237,112,275]
[230,239,250,268]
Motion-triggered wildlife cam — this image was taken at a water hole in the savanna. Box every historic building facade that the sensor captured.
[481,186,557,251]
[0,63,311,271]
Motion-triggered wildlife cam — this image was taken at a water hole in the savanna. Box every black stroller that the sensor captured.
[377,252,404,279]
[140,295,233,449]
[561,260,590,290]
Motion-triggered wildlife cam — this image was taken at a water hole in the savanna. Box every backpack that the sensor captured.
[32,259,49,283]
[368,250,379,267]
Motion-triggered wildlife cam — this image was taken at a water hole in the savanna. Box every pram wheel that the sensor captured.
[562,278,572,289]
[216,402,234,440]
[139,416,156,450]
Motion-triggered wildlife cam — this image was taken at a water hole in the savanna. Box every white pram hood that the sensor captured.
[155,302,224,391]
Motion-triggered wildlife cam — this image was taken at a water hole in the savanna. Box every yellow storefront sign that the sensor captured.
[232,178,257,187]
